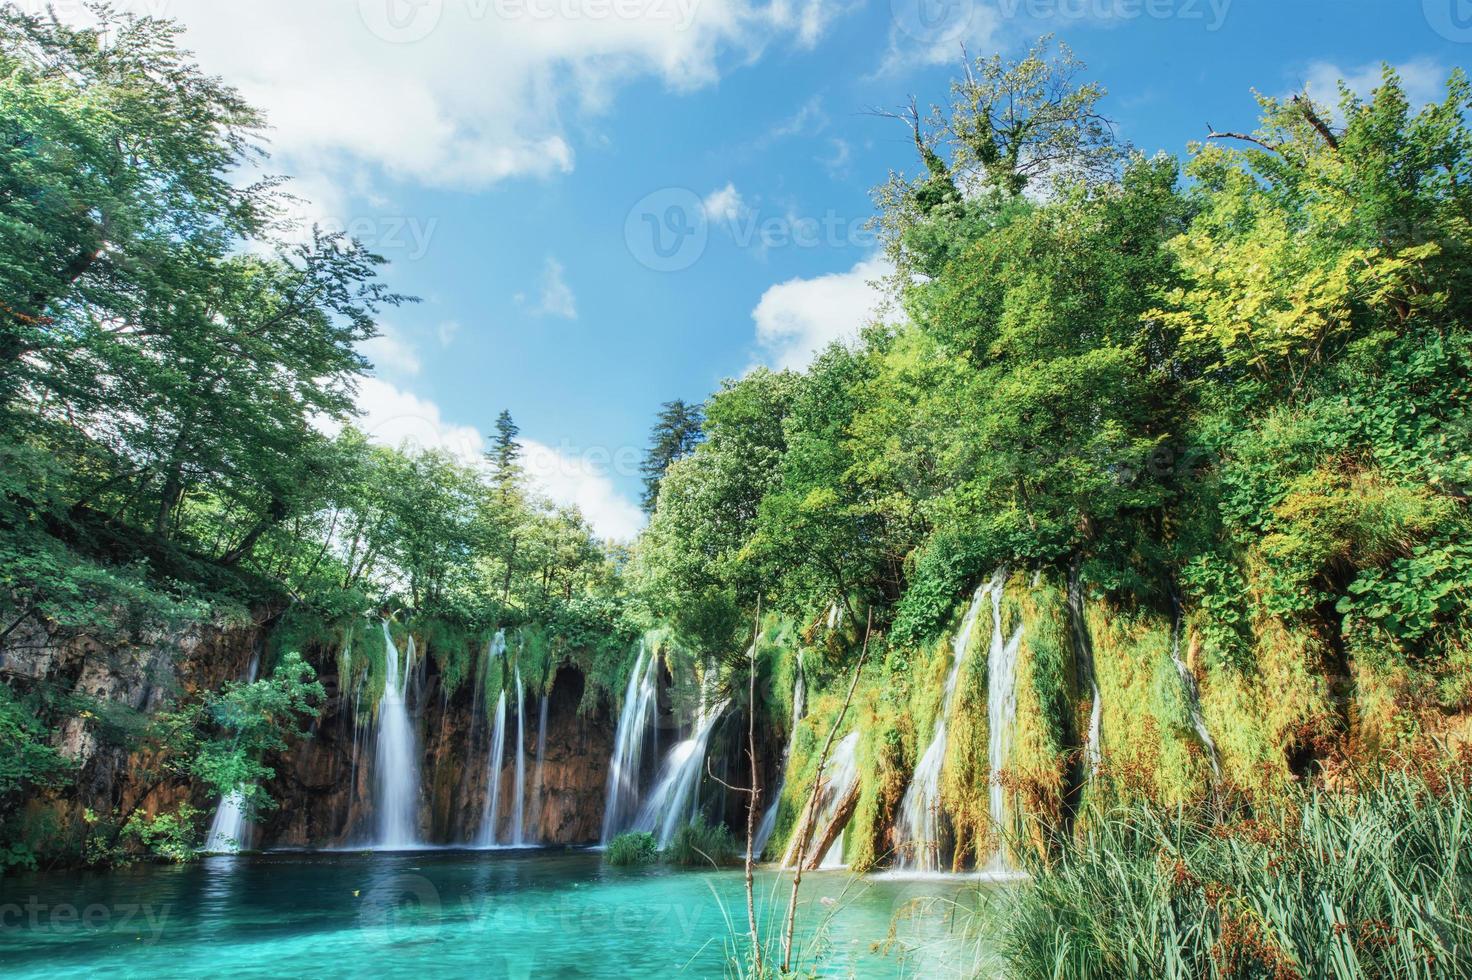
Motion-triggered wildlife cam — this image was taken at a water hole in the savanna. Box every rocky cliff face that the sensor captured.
[2,611,619,857]
[259,658,615,848]
[0,611,267,855]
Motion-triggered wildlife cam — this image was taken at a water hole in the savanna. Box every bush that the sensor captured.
[605,831,658,867]
[665,817,738,868]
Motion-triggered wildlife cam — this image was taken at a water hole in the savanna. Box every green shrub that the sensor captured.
[665,817,738,868]
[605,831,658,867]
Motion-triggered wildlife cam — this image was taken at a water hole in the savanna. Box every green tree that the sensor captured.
[640,399,705,513]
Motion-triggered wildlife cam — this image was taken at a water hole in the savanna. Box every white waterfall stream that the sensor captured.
[754,650,806,857]
[1169,606,1222,782]
[600,642,659,843]
[985,580,1024,872]
[1067,568,1104,777]
[478,689,508,846]
[632,690,727,848]
[373,622,422,849]
[511,667,527,846]
[781,730,861,869]
[531,692,549,840]
[893,580,993,871]
[203,649,262,853]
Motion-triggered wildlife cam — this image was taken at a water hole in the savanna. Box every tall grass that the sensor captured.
[995,753,1472,979]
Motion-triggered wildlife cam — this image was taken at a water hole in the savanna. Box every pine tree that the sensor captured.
[640,400,705,513]
[489,409,523,503]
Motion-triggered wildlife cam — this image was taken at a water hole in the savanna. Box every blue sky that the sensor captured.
[57,1,1470,537]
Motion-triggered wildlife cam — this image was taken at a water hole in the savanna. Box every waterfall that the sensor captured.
[203,650,262,854]
[511,667,527,846]
[531,692,549,840]
[632,691,728,848]
[1169,604,1222,782]
[986,577,1024,872]
[478,689,508,846]
[781,730,861,869]
[373,621,422,849]
[1067,567,1104,777]
[754,650,807,857]
[600,642,659,843]
[893,580,992,871]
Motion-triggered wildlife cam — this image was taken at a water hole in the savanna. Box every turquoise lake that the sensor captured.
[0,850,999,978]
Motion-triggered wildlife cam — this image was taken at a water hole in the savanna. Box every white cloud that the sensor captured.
[751,255,892,370]
[879,3,1001,76]
[523,440,647,540]
[338,378,644,539]
[58,0,857,195]
[1299,57,1449,117]
[436,319,462,347]
[702,183,747,224]
[527,257,577,319]
[360,324,423,377]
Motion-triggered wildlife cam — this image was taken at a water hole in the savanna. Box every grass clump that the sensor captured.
[605,831,658,867]
[994,749,1472,979]
[665,817,738,867]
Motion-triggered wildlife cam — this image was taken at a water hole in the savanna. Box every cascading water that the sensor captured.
[986,576,1024,873]
[203,650,262,854]
[1169,602,1222,782]
[600,642,659,843]
[1067,567,1104,777]
[781,730,861,869]
[531,692,549,838]
[633,690,728,848]
[511,667,527,846]
[755,650,807,857]
[893,581,992,871]
[373,621,422,849]
[478,689,508,846]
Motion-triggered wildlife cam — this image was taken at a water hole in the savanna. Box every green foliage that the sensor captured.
[664,816,738,867]
[0,683,73,800]
[119,804,201,864]
[604,830,658,867]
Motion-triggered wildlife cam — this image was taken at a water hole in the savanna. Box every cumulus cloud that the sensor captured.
[751,255,892,370]
[336,378,644,540]
[360,324,423,377]
[1298,57,1450,117]
[878,2,1001,76]
[53,0,858,194]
